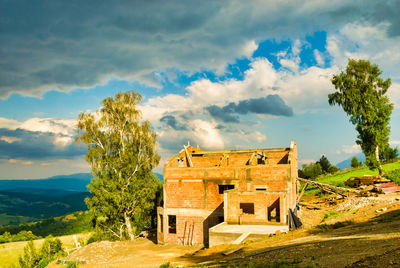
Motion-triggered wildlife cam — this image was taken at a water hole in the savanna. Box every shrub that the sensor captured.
[383,168,400,184]
[18,236,65,268]
[19,241,40,268]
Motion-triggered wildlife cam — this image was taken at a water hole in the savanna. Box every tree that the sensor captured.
[329,59,394,175]
[76,91,160,240]
[380,146,399,162]
[351,156,361,168]
[317,155,331,173]
[327,165,339,174]
[300,162,322,179]
[19,241,39,268]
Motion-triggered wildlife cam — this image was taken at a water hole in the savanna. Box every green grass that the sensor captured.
[303,160,400,195]
[323,209,357,220]
[0,214,37,226]
[0,233,91,268]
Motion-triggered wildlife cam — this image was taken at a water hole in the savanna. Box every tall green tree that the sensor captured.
[317,155,330,173]
[329,59,393,175]
[76,91,160,240]
[351,156,361,168]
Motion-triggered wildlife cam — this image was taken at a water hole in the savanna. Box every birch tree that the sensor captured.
[76,91,160,240]
[329,59,393,175]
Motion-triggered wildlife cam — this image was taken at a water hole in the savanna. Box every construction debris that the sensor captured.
[297,177,360,195]
[344,175,390,188]
[374,182,400,194]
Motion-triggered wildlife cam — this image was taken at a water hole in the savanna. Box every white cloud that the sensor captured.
[328,22,400,82]
[314,49,324,66]
[299,159,315,166]
[337,144,361,155]
[158,119,224,150]
[242,40,258,58]
[0,117,77,148]
[390,140,400,146]
[19,118,76,136]
[0,118,20,130]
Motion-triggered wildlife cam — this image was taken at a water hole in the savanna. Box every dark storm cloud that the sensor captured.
[206,95,293,122]
[160,115,188,130]
[371,1,400,36]
[206,105,240,123]
[0,128,85,160]
[0,0,394,98]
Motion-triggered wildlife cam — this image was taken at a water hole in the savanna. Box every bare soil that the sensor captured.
[52,192,400,267]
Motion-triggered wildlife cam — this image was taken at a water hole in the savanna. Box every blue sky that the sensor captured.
[1,0,400,179]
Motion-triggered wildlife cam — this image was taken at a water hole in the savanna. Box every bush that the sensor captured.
[351,156,362,168]
[18,236,65,268]
[0,230,41,244]
[39,236,64,260]
[19,241,40,268]
[327,165,339,174]
[383,169,400,184]
[300,163,322,179]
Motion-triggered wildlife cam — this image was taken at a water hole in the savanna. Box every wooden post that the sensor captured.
[183,145,193,167]
[297,183,308,202]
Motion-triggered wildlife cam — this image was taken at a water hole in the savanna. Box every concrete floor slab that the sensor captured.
[210,222,289,235]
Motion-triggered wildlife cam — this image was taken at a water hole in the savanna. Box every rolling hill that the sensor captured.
[0,191,90,226]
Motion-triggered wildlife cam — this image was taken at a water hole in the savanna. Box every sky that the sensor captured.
[1,0,400,179]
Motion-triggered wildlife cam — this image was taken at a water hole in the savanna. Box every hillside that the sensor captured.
[303,160,400,195]
[0,191,89,226]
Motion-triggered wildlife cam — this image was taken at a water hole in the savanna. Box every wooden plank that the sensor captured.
[183,145,194,167]
[297,177,360,194]
[247,152,255,165]
[297,183,308,202]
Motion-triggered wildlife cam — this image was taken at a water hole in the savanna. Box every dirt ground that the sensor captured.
[53,192,400,267]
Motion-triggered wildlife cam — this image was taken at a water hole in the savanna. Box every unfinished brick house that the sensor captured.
[157,141,299,247]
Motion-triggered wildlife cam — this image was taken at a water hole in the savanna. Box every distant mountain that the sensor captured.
[0,172,163,192]
[336,153,366,170]
[0,173,92,192]
[3,188,80,197]
[0,191,89,225]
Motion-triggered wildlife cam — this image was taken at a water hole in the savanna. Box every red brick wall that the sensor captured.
[166,181,205,209]
[163,216,204,245]
[225,192,286,224]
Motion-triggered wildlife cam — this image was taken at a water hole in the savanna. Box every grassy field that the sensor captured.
[0,233,91,268]
[304,159,400,195]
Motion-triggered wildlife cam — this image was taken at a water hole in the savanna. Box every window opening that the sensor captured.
[255,186,267,191]
[160,214,163,233]
[218,184,234,194]
[168,215,176,233]
[240,203,255,214]
[257,153,265,164]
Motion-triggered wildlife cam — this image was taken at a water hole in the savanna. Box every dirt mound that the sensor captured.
[60,238,201,267]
